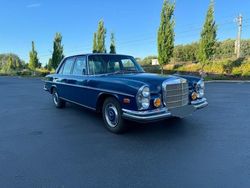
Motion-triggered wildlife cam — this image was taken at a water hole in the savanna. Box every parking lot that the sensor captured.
[0,77,250,188]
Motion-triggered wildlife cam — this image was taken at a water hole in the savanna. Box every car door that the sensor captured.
[67,56,89,106]
[56,57,76,100]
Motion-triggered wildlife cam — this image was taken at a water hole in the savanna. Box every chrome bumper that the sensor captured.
[122,98,208,122]
[191,98,208,109]
[43,84,49,91]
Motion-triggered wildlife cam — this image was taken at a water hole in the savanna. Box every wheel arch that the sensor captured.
[96,92,120,113]
[50,85,58,94]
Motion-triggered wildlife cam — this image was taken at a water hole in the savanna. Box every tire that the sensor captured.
[102,97,127,134]
[52,89,66,108]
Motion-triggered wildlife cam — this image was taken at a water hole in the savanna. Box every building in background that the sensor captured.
[152,59,159,65]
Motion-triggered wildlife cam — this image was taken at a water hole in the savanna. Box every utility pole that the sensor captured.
[235,14,243,58]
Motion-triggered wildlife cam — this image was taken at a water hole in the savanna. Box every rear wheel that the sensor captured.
[102,97,127,134]
[52,89,65,108]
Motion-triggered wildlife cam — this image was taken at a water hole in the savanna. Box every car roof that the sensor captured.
[65,53,133,59]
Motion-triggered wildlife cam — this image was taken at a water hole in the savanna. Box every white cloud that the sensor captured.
[26,3,41,8]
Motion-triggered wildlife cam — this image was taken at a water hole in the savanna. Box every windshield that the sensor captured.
[88,55,144,75]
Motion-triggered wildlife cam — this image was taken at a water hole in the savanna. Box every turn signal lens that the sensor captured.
[154,98,161,108]
[123,98,130,104]
[191,92,198,100]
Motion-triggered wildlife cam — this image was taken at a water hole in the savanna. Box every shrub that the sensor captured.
[142,65,161,74]
[16,69,32,76]
[241,62,250,77]
[35,68,51,77]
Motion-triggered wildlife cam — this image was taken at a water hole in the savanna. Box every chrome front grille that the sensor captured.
[162,79,189,109]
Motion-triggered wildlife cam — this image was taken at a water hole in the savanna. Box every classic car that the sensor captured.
[44,54,208,133]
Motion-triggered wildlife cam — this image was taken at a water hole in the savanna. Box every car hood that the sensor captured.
[103,73,182,93]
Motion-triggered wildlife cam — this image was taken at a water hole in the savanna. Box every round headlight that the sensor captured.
[197,80,205,89]
[137,86,151,110]
[142,87,150,98]
[196,80,205,98]
[198,89,204,98]
[141,98,150,109]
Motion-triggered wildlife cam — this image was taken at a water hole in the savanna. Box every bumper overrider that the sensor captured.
[122,98,208,122]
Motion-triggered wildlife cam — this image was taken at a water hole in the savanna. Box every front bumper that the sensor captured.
[122,98,208,122]
[43,85,49,91]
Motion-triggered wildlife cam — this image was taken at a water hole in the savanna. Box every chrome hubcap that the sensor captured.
[53,92,59,105]
[105,103,118,128]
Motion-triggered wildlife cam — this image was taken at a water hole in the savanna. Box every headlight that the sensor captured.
[137,86,150,110]
[141,98,150,109]
[196,80,205,98]
[142,87,150,98]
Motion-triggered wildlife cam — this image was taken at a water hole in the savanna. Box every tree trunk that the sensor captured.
[161,66,164,75]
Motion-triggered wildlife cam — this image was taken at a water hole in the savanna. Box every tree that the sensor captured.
[110,32,116,54]
[47,58,53,71]
[0,54,24,71]
[174,43,199,62]
[138,56,158,66]
[157,0,175,74]
[2,56,16,72]
[51,33,64,70]
[28,41,39,70]
[198,0,217,69]
[96,20,106,53]
[92,32,98,53]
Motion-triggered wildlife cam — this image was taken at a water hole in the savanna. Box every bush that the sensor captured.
[231,67,242,76]
[142,65,160,74]
[240,62,250,77]
[0,68,51,77]
[35,68,51,77]
[175,63,200,72]
[16,69,32,76]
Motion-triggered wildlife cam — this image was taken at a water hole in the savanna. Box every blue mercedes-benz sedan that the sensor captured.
[44,54,208,133]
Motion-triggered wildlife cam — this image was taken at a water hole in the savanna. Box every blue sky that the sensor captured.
[0,0,249,65]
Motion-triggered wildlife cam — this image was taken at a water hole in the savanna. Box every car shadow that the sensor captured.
[125,118,190,137]
[65,103,193,139]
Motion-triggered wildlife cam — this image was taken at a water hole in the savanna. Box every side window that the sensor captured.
[62,58,75,75]
[72,57,87,75]
[121,59,135,69]
[107,61,120,73]
[88,61,105,75]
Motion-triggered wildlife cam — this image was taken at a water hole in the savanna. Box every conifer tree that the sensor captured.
[28,41,39,70]
[157,0,175,74]
[96,20,106,53]
[51,33,64,69]
[92,32,98,53]
[198,0,217,69]
[110,33,116,54]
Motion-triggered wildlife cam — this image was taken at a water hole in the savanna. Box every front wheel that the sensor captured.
[52,89,66,108]
[102,97,127,134]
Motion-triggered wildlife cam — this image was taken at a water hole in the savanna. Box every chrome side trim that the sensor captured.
[45,81,134,98]
[60,97,96,111]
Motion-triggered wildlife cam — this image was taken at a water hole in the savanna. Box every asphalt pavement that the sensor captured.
[0,76,250,188]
